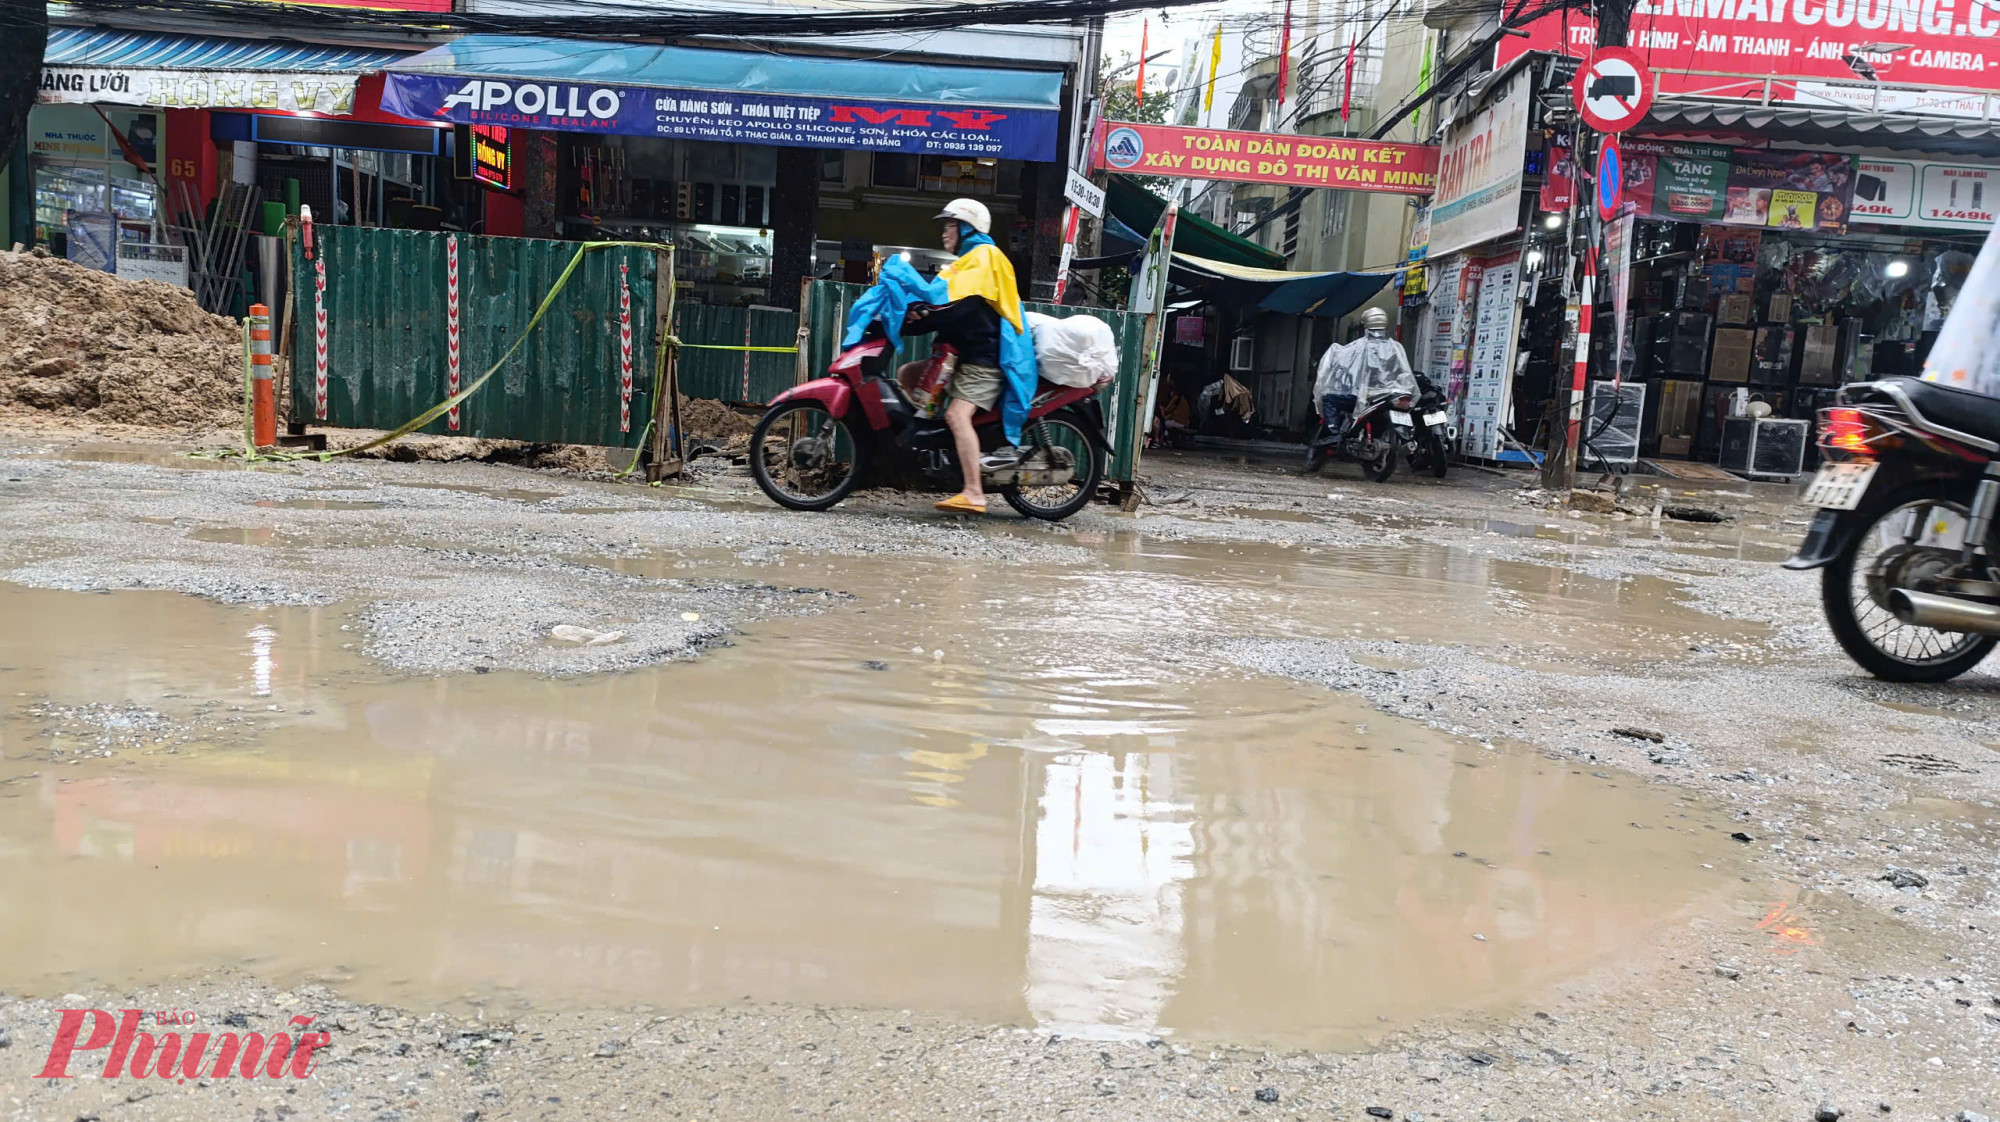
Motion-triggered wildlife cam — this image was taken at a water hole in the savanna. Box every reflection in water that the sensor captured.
[0,575,1748,1048]
[1028,750,1194,1039]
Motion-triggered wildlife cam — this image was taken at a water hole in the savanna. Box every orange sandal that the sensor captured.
[934,494,987,514]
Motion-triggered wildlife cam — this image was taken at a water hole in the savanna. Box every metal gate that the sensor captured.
[290,228,663,448]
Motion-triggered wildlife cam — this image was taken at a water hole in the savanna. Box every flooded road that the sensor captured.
[6,444,1998,1122]
[0,581,1745,1050]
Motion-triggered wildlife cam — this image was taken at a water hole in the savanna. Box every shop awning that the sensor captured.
[1648,100,2000,160]
[1107,176,1285,271]
[1170,252,1393,320]
[39,28,407,115]
[380,34,1061,160]
[44,27,407,72]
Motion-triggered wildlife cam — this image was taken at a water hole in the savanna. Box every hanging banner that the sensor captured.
[1500,8,2000,101]
[39,68,361,114]
[1852,159,1998,228]
[1427,70,1530,258]
[1092,120,1436,195]
[383,73,1059,160]
[1604,212,1635,388]
[1620,140,1857,231]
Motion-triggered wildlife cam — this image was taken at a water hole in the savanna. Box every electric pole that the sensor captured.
[1545,0,1637,493]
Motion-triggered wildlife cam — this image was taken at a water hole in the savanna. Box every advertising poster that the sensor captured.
[1853,160,1918,222]
[1721,149,1853,230]
[1428,71,1531,258]
[1623,141,1854,231]
[1461,252,1521,460]
[1919,164,1997,227]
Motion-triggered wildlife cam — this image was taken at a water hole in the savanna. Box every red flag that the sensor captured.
[1135,20,1148,103]
[1277,1,1293,106]
[1341,37,1357,121]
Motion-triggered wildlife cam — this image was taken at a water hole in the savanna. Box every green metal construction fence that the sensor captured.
[794,280,1151,484]
[291,228,662,448]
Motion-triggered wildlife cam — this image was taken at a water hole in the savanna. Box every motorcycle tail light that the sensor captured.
[1820,407,1879,456]
[1394,395,1415,411]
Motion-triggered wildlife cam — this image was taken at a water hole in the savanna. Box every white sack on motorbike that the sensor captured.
[1024,312,1119,388]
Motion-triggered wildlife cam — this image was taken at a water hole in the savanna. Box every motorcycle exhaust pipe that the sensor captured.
[1887,589,2000,635]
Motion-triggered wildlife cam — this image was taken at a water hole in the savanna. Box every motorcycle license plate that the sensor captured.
[1801,461,1877,510]
[1422,411,1448,427]
[1390,410,1412,425]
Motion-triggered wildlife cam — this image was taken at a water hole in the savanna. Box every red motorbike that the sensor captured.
[749,323,1110,520]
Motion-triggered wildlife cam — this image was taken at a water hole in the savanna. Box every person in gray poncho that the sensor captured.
[1312,308,1417,439]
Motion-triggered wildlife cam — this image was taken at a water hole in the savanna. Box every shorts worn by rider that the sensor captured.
[904,298,1005,410]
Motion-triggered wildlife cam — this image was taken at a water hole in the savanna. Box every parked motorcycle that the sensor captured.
[1788,376,2000,681]
[1305,389,1414,482]
[749,323,1109,521]
[1397,372,1455,480]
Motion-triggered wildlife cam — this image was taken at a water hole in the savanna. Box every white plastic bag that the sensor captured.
[1025,312,1119,388]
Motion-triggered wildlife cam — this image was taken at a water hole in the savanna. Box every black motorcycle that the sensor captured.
[1397,372,1454,480]
[1305,388,1410,482]
[1788,376,2000,681]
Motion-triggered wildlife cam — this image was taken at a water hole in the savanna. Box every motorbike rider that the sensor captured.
[898,199,1038,515]
[1311,307,1415,444]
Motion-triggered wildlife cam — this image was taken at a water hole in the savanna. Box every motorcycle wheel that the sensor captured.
[1426,430,1449,479]
[1822,485,1996,682]
[1361,429,1396,483]
[749,400,866,512]
[1004,413,1103,521]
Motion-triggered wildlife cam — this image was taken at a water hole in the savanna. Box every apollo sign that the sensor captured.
[381,71,1060,159]
[440,79,623,120]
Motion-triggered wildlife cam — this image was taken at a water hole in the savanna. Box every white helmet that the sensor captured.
[1362,307,1390,329]
[935,198,992,234]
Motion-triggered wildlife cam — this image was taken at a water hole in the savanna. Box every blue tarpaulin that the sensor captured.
[1170,253,1393,320]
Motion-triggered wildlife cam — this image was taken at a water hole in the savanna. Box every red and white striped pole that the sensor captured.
[1566,246,1596,457]
[447,234,462,432]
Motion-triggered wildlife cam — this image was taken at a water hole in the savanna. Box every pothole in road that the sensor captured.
[0,582,1753,1050]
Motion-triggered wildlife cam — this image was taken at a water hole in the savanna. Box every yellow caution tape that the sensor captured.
[670,341,799,353]
[199,240,664,465]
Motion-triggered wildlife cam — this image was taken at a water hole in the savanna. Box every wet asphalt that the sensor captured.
[0,424,1996,1121]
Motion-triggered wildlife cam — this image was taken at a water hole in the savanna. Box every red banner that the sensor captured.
[1093,121,1438,195]
[1502,2,2000,102]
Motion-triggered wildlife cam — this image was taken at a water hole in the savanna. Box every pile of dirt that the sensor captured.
[0,249,242,428]
[679,395,758,453]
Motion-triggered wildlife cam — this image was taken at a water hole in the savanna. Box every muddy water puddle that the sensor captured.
[0,583,1752,1049]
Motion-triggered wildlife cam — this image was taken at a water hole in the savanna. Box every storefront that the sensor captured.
[379,33,1074,308]
[28,27,428,302]
[1605,139,1994,464]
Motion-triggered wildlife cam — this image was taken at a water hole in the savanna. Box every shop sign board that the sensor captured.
[1501,5,2000,99]
[383,74,1059,161]
[255,0,451,9]
[1427,70,1531,259]
[1853,159,1997,228]
[39,68,360,114]
[1090,120,1436,194]
[470,124,511,190]
[31,112,106,160]
[1621,140,1857,230]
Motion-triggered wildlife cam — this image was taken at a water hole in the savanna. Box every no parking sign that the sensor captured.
[1597,137,1623,222]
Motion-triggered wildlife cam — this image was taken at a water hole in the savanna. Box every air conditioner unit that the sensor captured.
[1229,336,1254,371]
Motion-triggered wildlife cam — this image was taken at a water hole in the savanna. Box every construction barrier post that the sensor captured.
[249,303,275,448]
